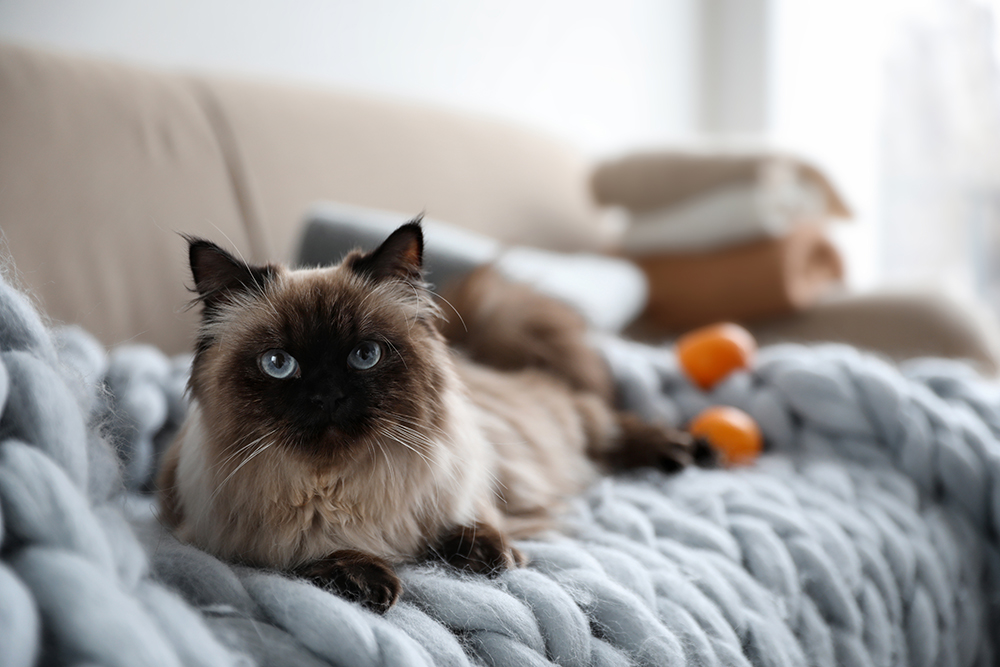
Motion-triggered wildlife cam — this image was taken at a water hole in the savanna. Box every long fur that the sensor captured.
[158,223,702,609]
[161,261,497,568]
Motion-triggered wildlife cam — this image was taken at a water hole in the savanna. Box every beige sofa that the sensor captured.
[2,41,998,373]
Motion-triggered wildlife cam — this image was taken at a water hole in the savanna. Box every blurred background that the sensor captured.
[2,0,999,309]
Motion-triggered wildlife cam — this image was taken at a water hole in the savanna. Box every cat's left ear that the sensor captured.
[185,236,276,310]
[349,218,424,284]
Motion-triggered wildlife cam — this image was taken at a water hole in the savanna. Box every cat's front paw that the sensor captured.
[297,550,402,613]
[612,413,718,472]
[434,522,525,577]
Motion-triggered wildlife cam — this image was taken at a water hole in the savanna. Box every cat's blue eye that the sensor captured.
[259,349,299,379]
[347,340,383,370]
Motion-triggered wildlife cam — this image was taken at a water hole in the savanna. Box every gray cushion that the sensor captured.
[298,202,648,332]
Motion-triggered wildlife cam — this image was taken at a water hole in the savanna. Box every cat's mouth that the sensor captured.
[320,423,349,441]
[291,420,368,454]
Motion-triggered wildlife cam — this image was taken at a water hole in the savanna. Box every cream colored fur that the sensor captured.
[159,239,616,571]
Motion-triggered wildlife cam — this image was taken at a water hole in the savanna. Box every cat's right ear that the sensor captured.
[348,219,425,285]
[185,236,275,310]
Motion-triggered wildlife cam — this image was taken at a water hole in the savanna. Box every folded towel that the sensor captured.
[636,223,844,331]
[621,180,828,254]
[594,148,851,252]
[593,148,851,217]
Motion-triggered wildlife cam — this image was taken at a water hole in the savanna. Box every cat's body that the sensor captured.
[158,222,705,611]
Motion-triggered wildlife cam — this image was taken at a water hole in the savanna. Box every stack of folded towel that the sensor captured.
[592,148,851,331]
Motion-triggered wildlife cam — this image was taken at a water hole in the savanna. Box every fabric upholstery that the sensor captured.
[0,42,252,355]
[196,75,614,263]
[0,42,612,355]
[748,290,1000,376]
[2,40,999,372]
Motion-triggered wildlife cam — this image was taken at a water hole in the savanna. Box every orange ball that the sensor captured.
[688,405,763,467]
[676,322,757,390]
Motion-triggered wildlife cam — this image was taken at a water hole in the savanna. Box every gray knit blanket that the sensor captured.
[1,271,998,667]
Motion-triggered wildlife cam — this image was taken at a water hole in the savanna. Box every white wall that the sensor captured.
[697,0,771,135]
[769,0,917,289]
[0,0,701,155]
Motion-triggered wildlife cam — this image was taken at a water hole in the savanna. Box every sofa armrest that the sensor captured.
[746,290,1000,376]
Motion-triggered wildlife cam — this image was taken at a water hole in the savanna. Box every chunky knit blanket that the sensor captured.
[1,271,998,667]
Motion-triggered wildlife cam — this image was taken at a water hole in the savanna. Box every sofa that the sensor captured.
[2,41,1000,667]
[3,41,1000,371]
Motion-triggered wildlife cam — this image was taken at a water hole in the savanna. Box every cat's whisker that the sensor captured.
[380,413,503,493]
[483,463,507,493]
[208,438,275,505]
[390,425,477,482]
[372,422,471,491]
[209,429,277,480]
[384,412,509,472]
[378,428,434,467]
[373,438,398,488]
[379,411,454,444]
[384,421,438,448]
[211,428,279,474]
[375,417,447,457]
[372,428,451,489]
[363,439,380,486]
[389,416,508,494]
[368,422,458,492]
[430,290,467,333]
[376,334,407,370]
[378,415,489,483]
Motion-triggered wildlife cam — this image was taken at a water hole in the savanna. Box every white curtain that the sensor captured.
[879,0,1000,306]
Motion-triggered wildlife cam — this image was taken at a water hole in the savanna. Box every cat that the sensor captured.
[157,220,709,613]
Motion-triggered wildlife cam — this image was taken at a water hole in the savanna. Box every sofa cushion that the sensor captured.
[299,202,648,331]
[195,76,614,263]
[0,42,254,354]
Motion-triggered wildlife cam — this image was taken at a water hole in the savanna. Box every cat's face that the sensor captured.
[186,222,449,465]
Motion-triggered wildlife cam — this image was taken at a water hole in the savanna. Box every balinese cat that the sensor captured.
[157,221,708,612]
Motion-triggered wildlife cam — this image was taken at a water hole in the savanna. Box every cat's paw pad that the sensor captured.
[436,522,524,577]
[299,550,402,613]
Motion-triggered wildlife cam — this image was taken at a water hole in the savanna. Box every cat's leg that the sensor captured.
[296,550,402,613]
[431,521,526,576]
[438,266,615,401]
[576,393,716,472]
[608,412,717,471]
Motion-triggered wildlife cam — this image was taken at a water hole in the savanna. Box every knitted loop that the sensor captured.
[0,310,244,665]
[100,344,185,491]
[0,440,115,572]
[0,271,998,666]
[0,561,39,667]
[1,352,89,487]
[242,570,436,667]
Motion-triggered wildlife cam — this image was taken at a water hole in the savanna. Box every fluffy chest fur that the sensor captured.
[169,386,497,568]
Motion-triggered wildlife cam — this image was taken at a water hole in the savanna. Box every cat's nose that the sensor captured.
[310,390,345,415]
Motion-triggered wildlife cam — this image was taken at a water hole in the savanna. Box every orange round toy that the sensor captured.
[676,323,757,390]
[688,405,763,467]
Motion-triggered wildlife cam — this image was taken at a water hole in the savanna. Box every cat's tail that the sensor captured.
[436,266,614,402]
